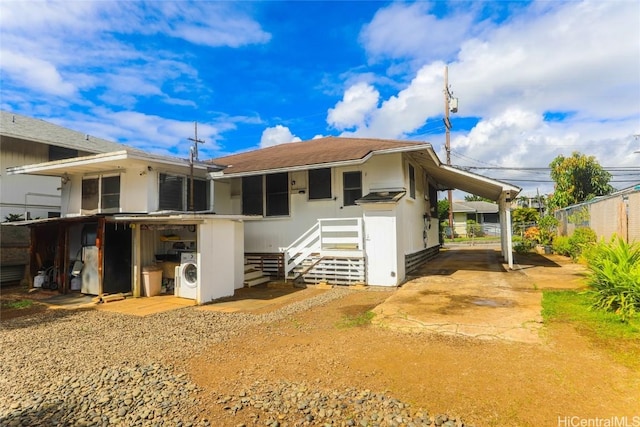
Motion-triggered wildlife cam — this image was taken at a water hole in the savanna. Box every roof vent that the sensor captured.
[85,134,89,140]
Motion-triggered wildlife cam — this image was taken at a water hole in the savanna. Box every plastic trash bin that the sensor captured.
[142,265,163,297]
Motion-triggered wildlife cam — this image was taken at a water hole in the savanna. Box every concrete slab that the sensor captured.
[372,247,583,344]
[96,295,195,316]
[42,293,96,309]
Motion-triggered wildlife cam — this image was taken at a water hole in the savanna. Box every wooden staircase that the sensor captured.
[243,264,271,287]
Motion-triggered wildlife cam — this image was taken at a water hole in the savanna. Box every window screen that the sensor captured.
[343,171,362,206]
[308,168,331,200]
[49,146,78,161]
[101,176,120,210]
[265,173,289,216]
[189,179,209,211]
[82,178,99,211]
[242,175,263,215]
[159,174,184,211]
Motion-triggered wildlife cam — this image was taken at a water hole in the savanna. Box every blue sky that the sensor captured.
[1,0,639,197]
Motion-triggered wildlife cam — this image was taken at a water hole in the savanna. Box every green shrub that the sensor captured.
[466,220,484,237]
[514,239,534,254]
[552,235,572,257]
[584,236,640,322]
[568,227,597,260]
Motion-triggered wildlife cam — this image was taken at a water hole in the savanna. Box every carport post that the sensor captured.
[505,208,514,269]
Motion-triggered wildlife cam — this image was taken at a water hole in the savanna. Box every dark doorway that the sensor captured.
[103,223,132,294]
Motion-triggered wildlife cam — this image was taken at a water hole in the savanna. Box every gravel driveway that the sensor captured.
[0,289,352,426]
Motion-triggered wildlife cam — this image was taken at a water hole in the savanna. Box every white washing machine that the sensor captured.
[175,252,198,300]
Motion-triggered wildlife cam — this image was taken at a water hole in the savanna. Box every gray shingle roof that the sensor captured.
[452,201,498,214]
[0,110,130,153]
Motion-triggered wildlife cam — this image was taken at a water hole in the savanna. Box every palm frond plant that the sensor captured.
[584,236,640,322]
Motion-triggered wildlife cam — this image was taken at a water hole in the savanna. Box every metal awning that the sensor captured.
[408,149,520,201]
[356,190,406,204]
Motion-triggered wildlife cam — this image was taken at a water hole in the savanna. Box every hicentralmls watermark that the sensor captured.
[557,416,640,427]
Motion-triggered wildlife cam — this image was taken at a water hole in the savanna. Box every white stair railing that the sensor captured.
[283,218,363,278]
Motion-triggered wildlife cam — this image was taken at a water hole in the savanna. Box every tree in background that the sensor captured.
[437,199,450,223]
[548,152,614,210]
[464,194,493,203]
[512,207,539,234]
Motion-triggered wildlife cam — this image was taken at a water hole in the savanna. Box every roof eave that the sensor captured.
[210,143,434,179]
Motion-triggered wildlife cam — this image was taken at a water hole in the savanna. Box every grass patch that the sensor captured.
[542,290,640,368]
[336,310,375,329]
[2,299,34,310]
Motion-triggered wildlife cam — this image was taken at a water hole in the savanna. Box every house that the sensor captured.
[0,110,129,221]
[554,184,640,243]
[451,200,500,237]
[0,111,130,285]
[6,148,248,304]
[206,137,521,286]
[7,128,521,301]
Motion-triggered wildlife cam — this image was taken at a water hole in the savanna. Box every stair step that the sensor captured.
[244,276,271,287]
[244,270,267,280]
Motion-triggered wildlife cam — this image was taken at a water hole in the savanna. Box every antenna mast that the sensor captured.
[188,122,205,211]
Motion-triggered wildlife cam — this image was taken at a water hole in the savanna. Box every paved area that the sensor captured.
[96,294,195,316]
[372,247,585,343]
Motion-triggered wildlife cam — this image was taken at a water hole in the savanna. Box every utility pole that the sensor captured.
[188,122,205,212]
[443,66,457,240]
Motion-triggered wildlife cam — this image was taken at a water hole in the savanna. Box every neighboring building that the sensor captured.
[207,137,521,286]
[451,200,500,237]
[7,149,247,304]
[0,111,129,221]
[555,184,640,243]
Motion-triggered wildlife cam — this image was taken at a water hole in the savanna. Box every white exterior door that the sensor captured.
[364,209,398,286]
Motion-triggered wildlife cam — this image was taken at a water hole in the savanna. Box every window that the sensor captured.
[82,178,99,211]
[82,175,120,212]
[242,175,263,215]
[159,174,184,211]
[49,146,78,161]
[265,173,289,216]
[188,179,209,211]
[101,176,121,210]
[308,168,332,200]
[408,164,416,199]
[159,174,210,212]
[343,171,362,206]
[242,173,290,217]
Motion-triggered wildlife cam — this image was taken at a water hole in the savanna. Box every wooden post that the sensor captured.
[97,217,106,297]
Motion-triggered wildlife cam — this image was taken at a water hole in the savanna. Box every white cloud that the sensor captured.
[335,0,640,194]
[0,1,270,109]
[0,50,76,97]
[260,125,302,148]
[327,83,380,130]
[450,108,640,196]
[360,2,475,64]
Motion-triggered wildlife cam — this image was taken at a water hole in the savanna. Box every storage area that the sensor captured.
[138,223,198,295]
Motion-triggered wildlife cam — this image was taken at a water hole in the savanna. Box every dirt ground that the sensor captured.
[2,250,640,426]
[185,252,640,427]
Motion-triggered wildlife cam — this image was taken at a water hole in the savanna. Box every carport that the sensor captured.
[411,149,521,268]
